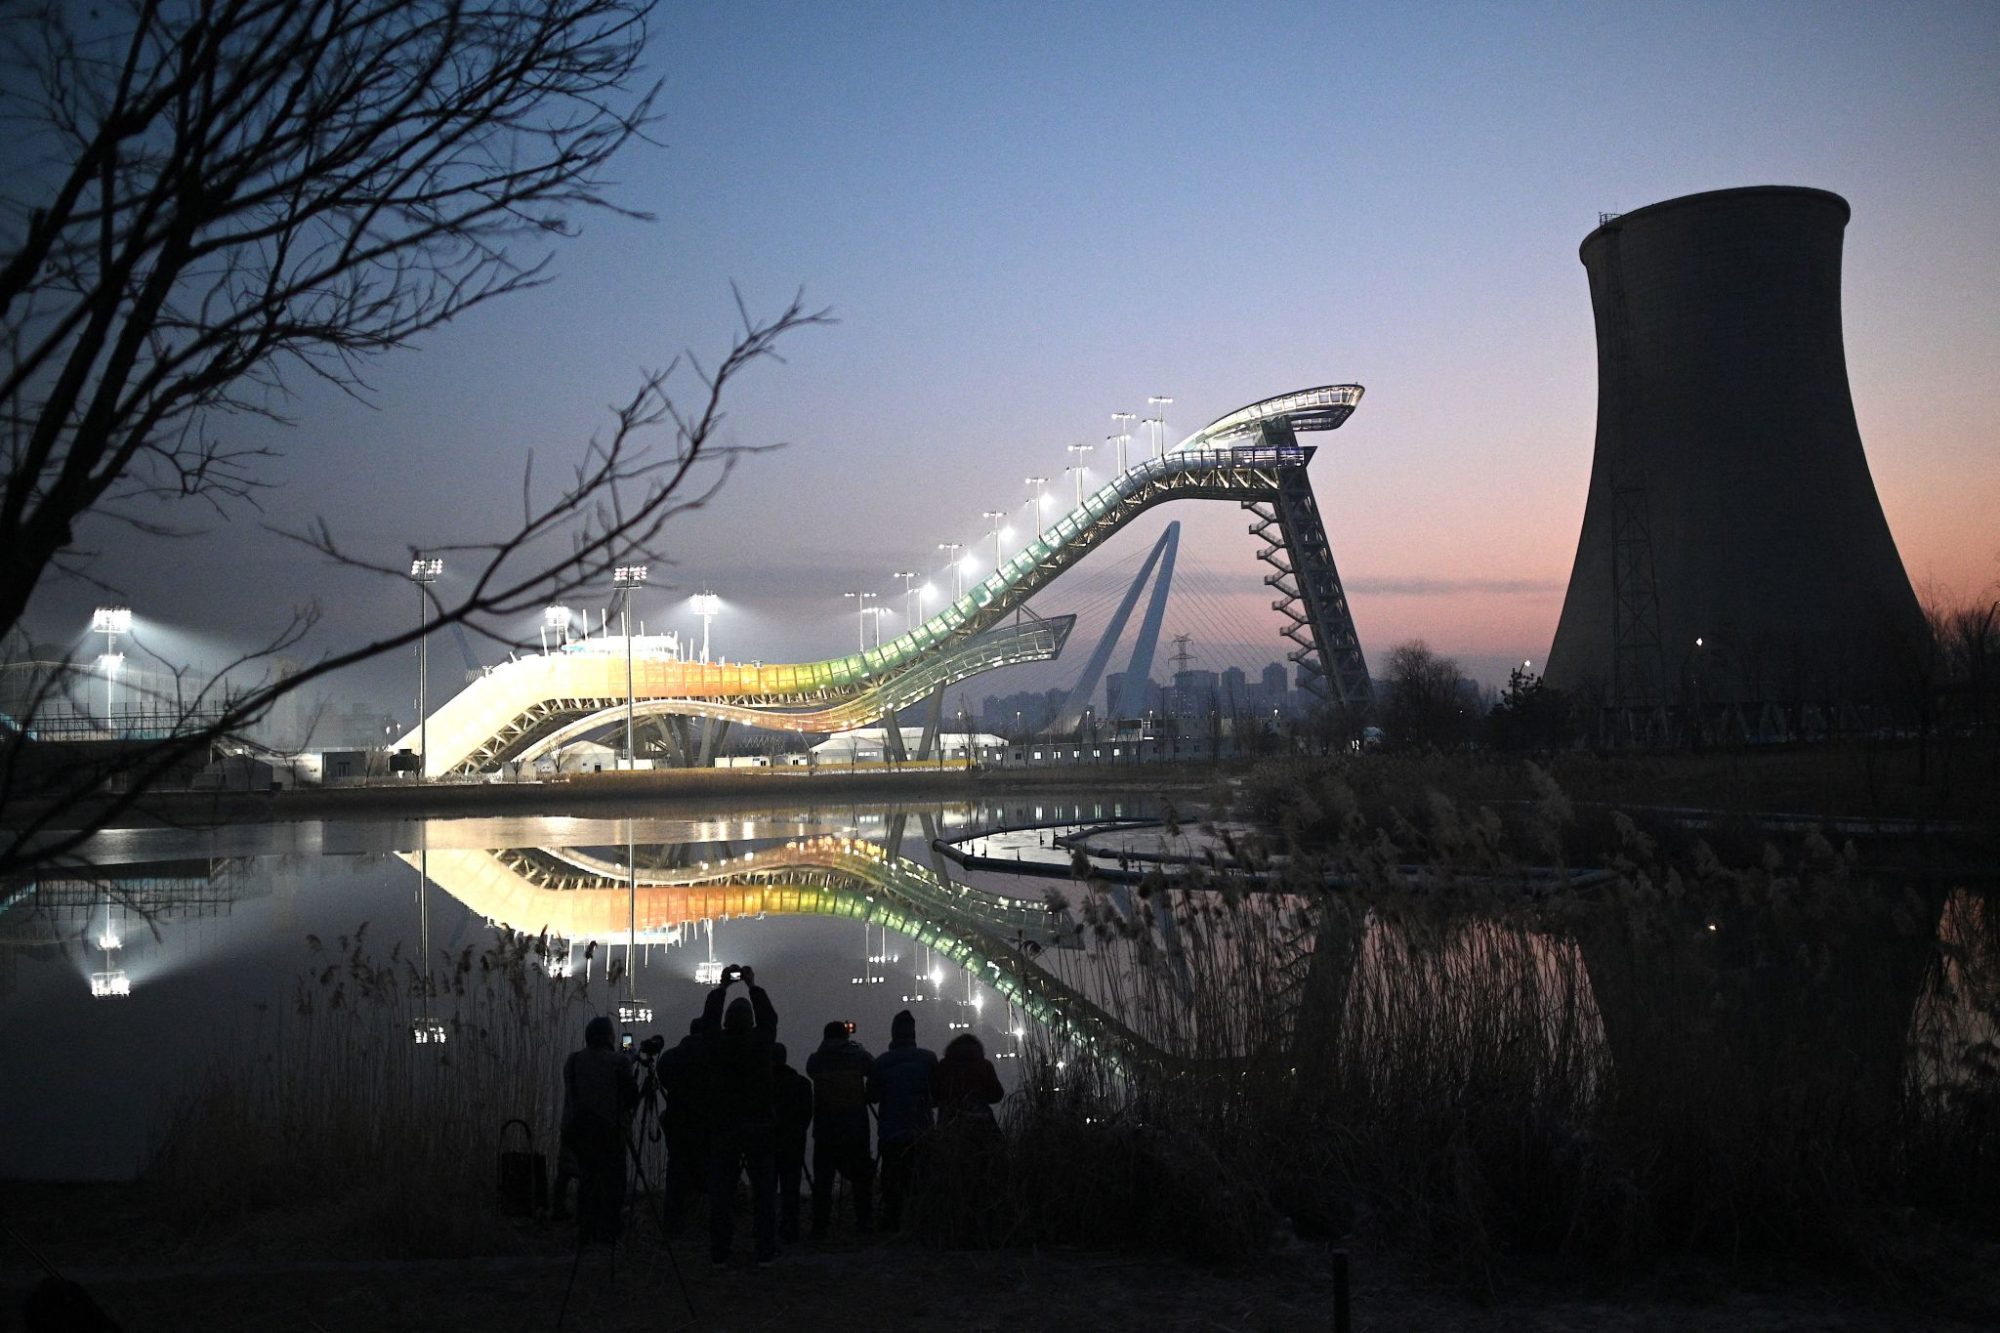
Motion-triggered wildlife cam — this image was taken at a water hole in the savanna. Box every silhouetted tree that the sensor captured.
[1379,640,1472,750]
[0,0,827,876]
[1483,667,1574,752]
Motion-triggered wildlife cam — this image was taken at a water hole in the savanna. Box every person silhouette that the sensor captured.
[562,1015,639,1244]
[656,1016,711,1234]
[770,1041,814,1244]
[870,1009,937,1231]
[700,965,779,1266]
[806,1019,875,1239]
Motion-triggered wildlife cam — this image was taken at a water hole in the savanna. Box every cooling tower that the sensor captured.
[1543,186,1923,723]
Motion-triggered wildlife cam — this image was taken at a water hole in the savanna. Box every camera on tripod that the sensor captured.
[622,1031,667,1065]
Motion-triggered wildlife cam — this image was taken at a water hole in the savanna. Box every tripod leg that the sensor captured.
[625,1121,697,1322]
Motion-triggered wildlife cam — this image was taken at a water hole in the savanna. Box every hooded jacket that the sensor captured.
[870,1011,938,1144]
[933,1033,1005,1123]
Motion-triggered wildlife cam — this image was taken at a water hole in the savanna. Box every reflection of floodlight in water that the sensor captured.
[97,927,122,951]
[91,970,131,998]
[411,1017,448,1045]
[617,998,653,1024]
[929,967,944,987]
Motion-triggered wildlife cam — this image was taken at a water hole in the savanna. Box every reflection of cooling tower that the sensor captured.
[1544,186,1923,712]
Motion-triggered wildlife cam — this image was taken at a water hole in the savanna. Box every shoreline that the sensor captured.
[3,762,1230,833]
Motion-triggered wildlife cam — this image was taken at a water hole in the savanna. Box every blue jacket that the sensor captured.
[870,1040,938,1144]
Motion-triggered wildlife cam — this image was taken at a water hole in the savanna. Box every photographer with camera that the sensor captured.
[806,1018,876,1240]
[562,1015,641,1244]
[699,964,780,1266]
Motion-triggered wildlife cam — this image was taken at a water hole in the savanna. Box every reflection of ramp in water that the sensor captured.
[404,838,1164,1068]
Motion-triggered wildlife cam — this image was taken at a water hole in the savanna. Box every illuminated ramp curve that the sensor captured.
[408,383,1371,775]
[405,837,1161,1068]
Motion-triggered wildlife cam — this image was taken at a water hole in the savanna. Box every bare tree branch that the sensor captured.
[0,1,836,878]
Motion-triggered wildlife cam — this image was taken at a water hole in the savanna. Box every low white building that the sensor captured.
[809,726,1008,765]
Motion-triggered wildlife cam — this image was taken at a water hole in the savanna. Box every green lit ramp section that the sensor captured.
[476,614,1072,772]
[404,837,1158,1068]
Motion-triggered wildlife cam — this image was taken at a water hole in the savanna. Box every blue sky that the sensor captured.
[29,0,2000,708]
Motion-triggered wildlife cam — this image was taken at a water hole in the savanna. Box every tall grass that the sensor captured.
[149,924,595,1256]
[936,754,2000,1286]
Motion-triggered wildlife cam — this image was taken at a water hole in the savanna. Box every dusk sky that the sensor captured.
[26,0,2000,711]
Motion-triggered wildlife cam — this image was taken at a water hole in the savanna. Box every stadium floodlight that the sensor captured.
[617,998,653,1024]
[937,544,964,600]
[695,959,727,986]
[90,970,131,998]
[542,604,573,655]
[612,568,647,766]
[983,510,1010,574]
[893,571,920,628]
[1024,476,1049,538]
[1066,443,1093,503]
[91,607,131,726]
[841,591,876,653]
[692,591,721,663]
[411,1017,448,1045]
[1147,396,1174,458]
[1111,412,1138,472]
[407,557,442,780]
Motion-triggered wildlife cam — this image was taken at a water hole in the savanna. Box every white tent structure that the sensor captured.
[809,726,1006,765]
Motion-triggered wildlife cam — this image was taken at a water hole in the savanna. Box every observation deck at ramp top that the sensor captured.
[403,836,1163,1068]
[405,383,1370,776]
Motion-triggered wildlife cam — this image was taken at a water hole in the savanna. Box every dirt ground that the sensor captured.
[5,1185,1997,1333]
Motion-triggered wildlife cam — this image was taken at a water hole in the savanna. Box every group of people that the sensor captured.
[557,965,1005,1266]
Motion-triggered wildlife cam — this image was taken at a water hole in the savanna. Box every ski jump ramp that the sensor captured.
[399,385,1373,776]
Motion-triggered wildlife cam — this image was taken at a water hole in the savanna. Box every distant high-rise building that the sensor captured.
[1169,669,1220,719]
[1221,667,1247,710]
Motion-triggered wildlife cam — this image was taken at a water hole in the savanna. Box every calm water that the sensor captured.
[8,791,1989,1186]
[0,794,1161,1181]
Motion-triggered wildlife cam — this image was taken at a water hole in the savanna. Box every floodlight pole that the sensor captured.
[894,571,919,630]
[983,510,1007,574]
[938,544,963,601]
[1148,396,1174,459]
[1112,412,1138,472]
[614,566,648,767]
[91,607,129,729]
[1025,477,1048,540]
[692,591,720,664]
[409,560,441,780]
[842,591,873,653]
[1067,443,1093,505]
